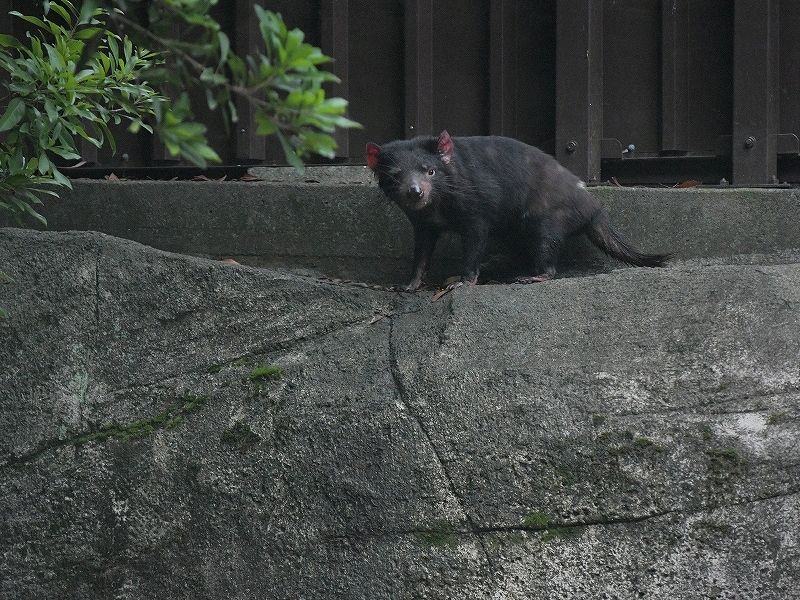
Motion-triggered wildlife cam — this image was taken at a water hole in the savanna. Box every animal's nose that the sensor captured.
[406,183,424,199]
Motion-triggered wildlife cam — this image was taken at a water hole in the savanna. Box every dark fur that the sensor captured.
[367,131,670,291]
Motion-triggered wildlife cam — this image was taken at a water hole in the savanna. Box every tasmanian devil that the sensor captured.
[366,131,670,291]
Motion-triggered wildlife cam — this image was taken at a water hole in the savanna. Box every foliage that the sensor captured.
[86,0,361,169]
[0,0,360,317]
[0,0,360,223]
[0,0,168,225]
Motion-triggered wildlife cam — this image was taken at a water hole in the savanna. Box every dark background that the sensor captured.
[2,0,798,185]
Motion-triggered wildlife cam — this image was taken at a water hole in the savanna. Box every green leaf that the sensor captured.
[37,152,51,175]
[0,34,24,49]
[316,97,348,114]
[77,0,100,25]
[275,130,304,173]
[46,43,66,71]
[73,26,104,40]
[218,31,230,63]
[301,131,338,158]
[48,2,72,24]
[10,13,49,31]
[50,166,71,188]
[0,98,26,133]
[254,112,276,136]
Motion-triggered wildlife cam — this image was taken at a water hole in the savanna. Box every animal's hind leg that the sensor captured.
[515,220,562,283]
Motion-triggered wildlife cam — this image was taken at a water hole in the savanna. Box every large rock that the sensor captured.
[1,227,799,599]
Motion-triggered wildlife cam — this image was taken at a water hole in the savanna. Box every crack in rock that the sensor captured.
[387,306,499,575]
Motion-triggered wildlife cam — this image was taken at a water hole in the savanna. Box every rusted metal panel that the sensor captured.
[1,0,800,184]
[555,0,603,182]
[732,0,779,184]
[431,1,490,136]
[346,0,405,148]
[404,0,434,137]
[602,0,661,158]
[779,1,800,157]
[687,1,733,156]
[490,0,517,138]
[489,0,556,151]
[320,0,350,158]
[662,0,688,153]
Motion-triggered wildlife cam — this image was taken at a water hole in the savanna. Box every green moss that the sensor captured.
[596,430,634,445]
[414,521,459,547]
[246,365,283,394]
[541,526,580,543]
[521,511,549,529]
[634,437,663,452]
[416,529,458,547]
[74,391,209,446]
[181,393,210,414]
[591,414,607,427]
[247,365,283,382]
[768,411,788,424]
[221,421,261,447]
[599,430,633,456]
[504,531,525,545]
[707,448,746,489]
[122,422,154,440]
[207,364,224,374]
[707,448,739,461]
[554,465,580,487]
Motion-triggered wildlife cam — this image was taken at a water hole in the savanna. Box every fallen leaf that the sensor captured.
[431,288,452,302]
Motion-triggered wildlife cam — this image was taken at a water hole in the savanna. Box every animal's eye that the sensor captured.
[427,168,436,176]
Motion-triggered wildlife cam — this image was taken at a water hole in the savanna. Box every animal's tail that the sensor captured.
[586,210,671,268]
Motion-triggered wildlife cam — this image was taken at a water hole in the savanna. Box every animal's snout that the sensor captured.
[406,183,424,200]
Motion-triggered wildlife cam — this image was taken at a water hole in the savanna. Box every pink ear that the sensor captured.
[437,131,453,164]
[366,143,380,171]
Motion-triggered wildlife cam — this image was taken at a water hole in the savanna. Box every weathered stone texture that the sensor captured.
[1,225,799,599]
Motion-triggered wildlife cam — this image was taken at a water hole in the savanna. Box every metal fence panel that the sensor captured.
[2,0,798,184]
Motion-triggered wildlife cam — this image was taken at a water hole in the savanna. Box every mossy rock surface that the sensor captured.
[2,227,800,599]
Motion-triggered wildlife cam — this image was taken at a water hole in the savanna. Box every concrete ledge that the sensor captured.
[4,171,800,284]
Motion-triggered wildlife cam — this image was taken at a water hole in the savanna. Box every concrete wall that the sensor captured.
[7,169,800,284]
